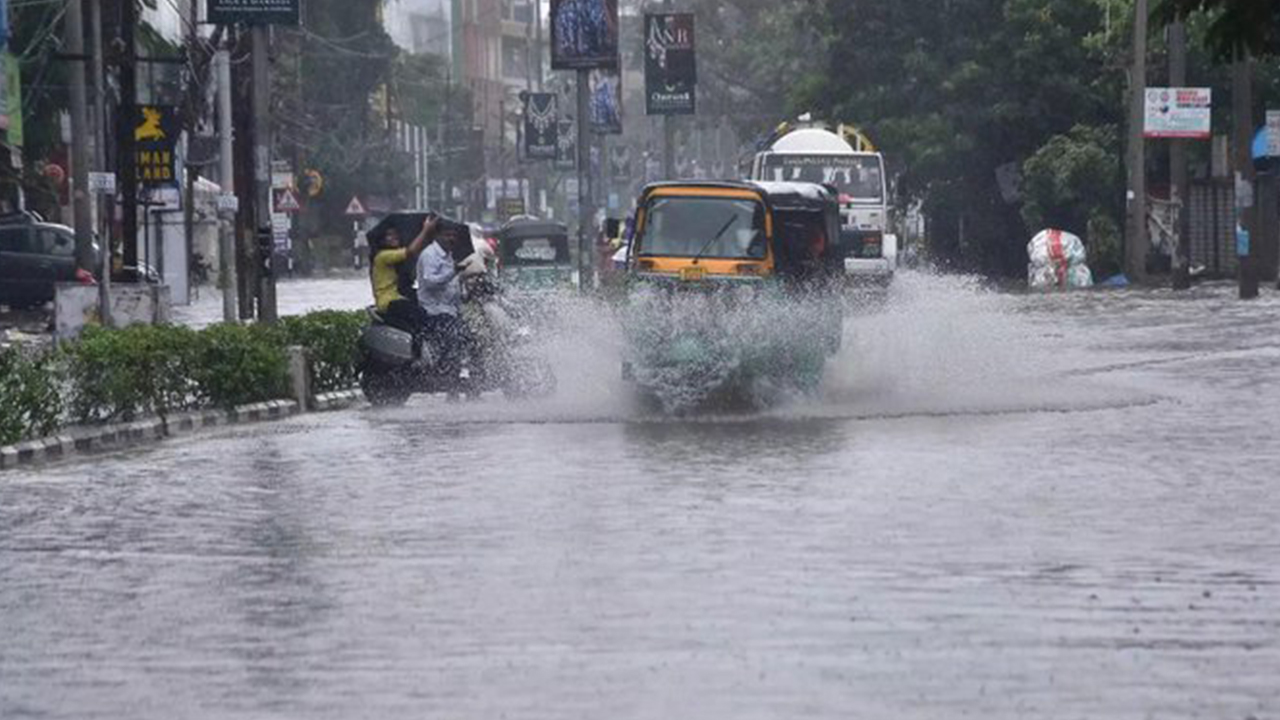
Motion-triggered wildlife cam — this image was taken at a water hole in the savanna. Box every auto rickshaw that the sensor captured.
[496,218,574,293]
[621,181,844,411]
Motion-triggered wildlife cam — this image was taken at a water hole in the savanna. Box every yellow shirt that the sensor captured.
[371,248,408,311]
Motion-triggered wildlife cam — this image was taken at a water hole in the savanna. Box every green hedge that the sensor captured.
[0,310,367,445]
[0,348,63,446]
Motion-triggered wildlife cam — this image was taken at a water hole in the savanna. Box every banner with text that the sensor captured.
[134,105,180,188]
[644,13,696,116]
[209,0,300,25]
[1144,87,1211,139]
[589,69,623,135]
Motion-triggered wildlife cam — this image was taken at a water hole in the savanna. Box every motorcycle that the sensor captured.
[358,271,556,406]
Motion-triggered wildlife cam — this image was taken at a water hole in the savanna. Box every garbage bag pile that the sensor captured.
[1028,228,1093,290]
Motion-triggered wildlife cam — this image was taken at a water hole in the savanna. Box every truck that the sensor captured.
[750,119,896,287]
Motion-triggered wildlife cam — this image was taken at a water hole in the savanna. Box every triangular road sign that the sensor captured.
[273,187,302,213]
[345,195,367,216]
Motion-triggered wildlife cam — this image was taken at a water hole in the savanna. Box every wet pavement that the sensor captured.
[2,273,1278,719]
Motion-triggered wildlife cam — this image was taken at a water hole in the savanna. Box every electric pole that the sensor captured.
[64,0,94,273]
[661,0,675,180]
[89,0,111,325]
[252,26,277,322]
[1169,21,1191,291]
[1124,0,1149,282]
[119,0,139,270]
[1232,52,1259,300]
[216,47,238,323]
[577,68,592,290]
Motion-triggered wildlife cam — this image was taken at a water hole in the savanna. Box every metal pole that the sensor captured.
[252,26,277,322]
[1124,0,1149,282]
[89,0,111,326]
[1170,21,1191,291]
[119,0,139,269]
[577,68,591,291]
[216,48,238,323]
[1232,52,1259,299]
[64,0,94,273]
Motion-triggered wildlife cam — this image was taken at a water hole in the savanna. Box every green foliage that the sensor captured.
[0,348,63,446]
[63,325,202,424]
[1021,125,1121,234]
[191,324,290,410]
[275,311,366,394]
[1154,0,1280,59]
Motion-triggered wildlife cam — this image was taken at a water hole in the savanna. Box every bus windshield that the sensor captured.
[638,197,767,260]
[762,154,884,203]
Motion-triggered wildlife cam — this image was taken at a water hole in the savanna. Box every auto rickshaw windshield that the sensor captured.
[638,197,766,260]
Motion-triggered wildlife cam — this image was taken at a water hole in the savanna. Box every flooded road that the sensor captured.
[3,274,1278,718]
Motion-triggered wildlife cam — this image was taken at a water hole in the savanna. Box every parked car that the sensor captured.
[0,214,95,309]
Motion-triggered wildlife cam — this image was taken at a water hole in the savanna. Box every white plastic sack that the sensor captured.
[1027,229,1087,267]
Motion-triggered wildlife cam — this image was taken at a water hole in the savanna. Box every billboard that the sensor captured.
[1144,87,1211,139]
[524,93,559,161]
[208,0,301,25]
[644,13,696,116]
[589,69,622,135]
[550,0,619,70]
[134,105,180,188]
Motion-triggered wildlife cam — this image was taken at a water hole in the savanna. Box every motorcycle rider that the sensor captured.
[369,216,437,334]
[416,222,480,378]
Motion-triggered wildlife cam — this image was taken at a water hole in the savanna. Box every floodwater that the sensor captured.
[3,273,1278,719]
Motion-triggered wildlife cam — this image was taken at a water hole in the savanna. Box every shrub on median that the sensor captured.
[0,347,63,446]
[274,310,365,394]
[1,310,367,444]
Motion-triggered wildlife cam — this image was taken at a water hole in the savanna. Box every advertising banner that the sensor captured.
[1144,87,1211,139]
[644,13,696,116]
[589,69,622,135]
[134,105,180,187]
[208,0,300,25]
[524,93,559,160]
[550,0,619,70]
[556,119,577,169]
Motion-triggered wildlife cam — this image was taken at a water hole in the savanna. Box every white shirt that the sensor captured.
[416,241,461,317]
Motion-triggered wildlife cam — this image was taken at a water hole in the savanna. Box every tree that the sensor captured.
[1153,0,1280,59]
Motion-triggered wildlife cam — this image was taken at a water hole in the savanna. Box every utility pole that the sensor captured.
[64,0,94,273]
[662,0,675,180]
[1169,20,1191,291]
[89,0,111,326]
[576,68,591,290]
[119,0,139,269]
[1124,0,1149,282]
[1232,52,1259,300]
[251,26,277,322]
[216,47,238,322]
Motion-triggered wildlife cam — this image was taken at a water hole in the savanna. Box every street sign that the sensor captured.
[208,0,300,26]
[272,186,301,213]
[1267,111,1280,157]
[1144,87,1212,139]
[88,171,116,194]
[345,196,367,216]
[217,193,240,213]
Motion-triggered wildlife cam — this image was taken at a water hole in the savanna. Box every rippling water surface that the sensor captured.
[2,274,1278,719]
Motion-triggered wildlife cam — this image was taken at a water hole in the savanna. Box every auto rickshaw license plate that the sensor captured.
[680,267,706,282]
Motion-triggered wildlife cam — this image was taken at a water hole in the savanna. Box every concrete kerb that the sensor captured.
[0,399,304,472]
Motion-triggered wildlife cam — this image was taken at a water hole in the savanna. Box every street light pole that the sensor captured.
[1169,21,1191,291]
[577,68,591,291]
[251,26,277,322]
[1232,52,1259,300]
[64,0,94,275]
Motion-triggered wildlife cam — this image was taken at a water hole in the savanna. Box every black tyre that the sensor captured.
[360,367,411,407]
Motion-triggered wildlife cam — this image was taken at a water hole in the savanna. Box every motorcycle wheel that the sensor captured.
[360,367,411,407]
